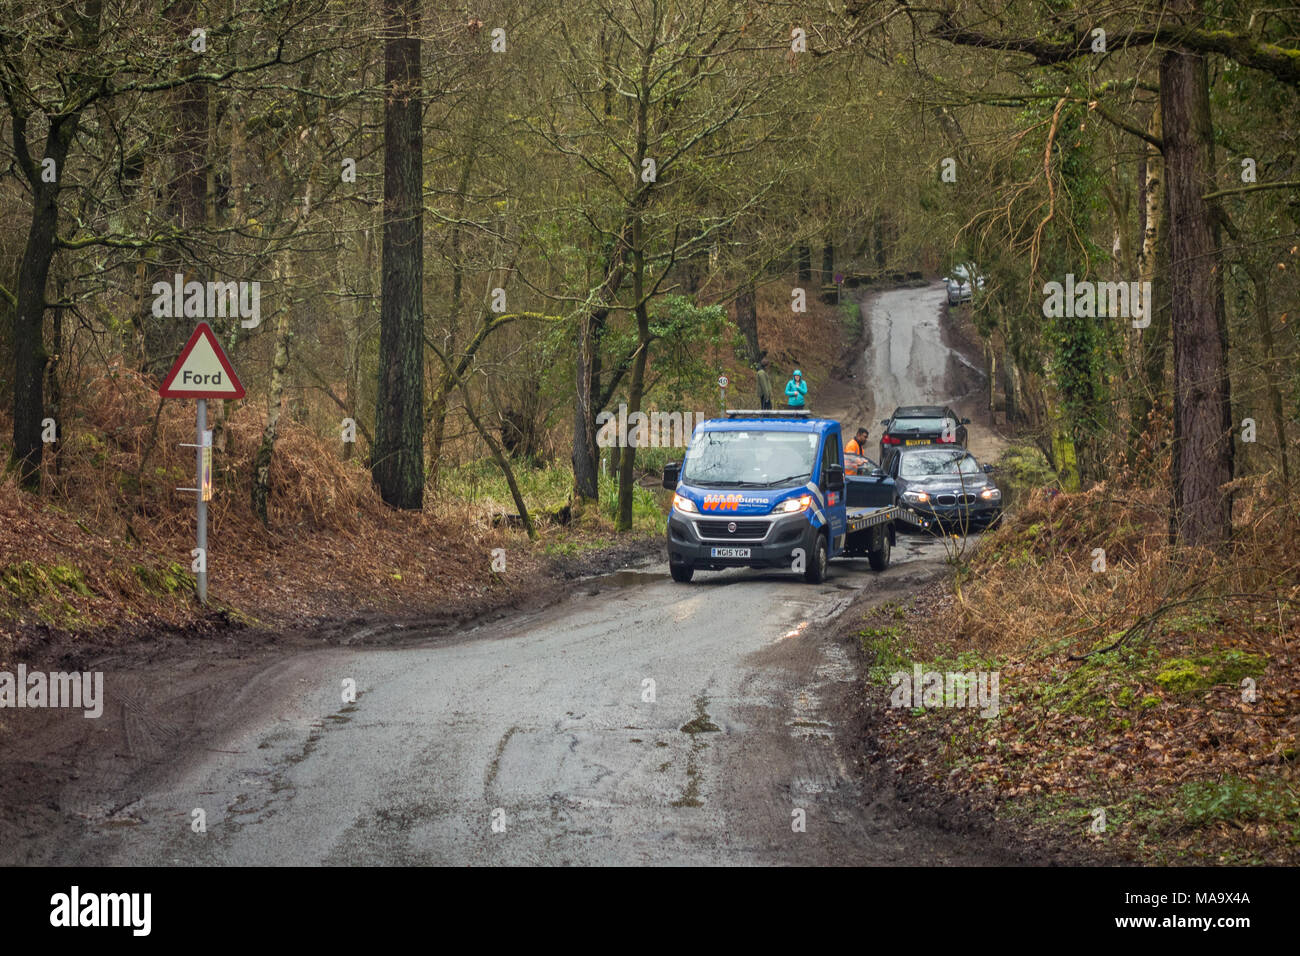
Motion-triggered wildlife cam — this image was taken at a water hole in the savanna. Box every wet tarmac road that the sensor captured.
[5,284,1015,867]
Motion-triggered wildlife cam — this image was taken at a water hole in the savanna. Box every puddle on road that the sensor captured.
[778,620,810,642]
[589,569,666,590]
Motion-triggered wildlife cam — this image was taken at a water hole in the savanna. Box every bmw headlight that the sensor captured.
[902,490,930,504]
[980,488,1001,501]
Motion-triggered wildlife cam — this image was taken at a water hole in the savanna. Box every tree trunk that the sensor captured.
[10,114,80,490]
[145,0,212,373]
[213,86,250,458]
[616,232,650,531]
[251,299,292,526]
[1044,385,1080,492]
[573,257,629,504]
[1162,41,1233,545]
[372,0,425,510]
[1129,103,1166,461]
[985,341,996,421]
[572,306,608,504]
[734,281,760,364]
[1240,258,1290,486]
[428,140,477,487]
[796,245,812,281]
[47,282,64,478]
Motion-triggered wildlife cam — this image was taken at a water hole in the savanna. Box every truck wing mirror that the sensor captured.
[662,462,680,489]
[825,462,844,491]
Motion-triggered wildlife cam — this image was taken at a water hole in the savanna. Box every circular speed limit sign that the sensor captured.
[717,375,729,388]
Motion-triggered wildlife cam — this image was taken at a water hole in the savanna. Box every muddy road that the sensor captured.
[821,282,1007,464]
[2,284,1034,866]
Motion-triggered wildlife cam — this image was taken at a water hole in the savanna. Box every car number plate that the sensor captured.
[710,547,750,558]
[905,439,929,445]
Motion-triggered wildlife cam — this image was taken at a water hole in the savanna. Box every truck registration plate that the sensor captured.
[710,547,750,558]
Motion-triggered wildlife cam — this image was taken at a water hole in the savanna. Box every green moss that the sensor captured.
[47,565,92,596]
[1154,659,1205,693]
[0,562,98,628]
[1153,650,1267,694]
[1197,649,1266,685]
[132,562,190,595]
[1,562,92,601]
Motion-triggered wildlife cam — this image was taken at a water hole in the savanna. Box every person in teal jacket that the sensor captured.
[785,369,807,408]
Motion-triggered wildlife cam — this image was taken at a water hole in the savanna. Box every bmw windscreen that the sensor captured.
[899,449,982,478]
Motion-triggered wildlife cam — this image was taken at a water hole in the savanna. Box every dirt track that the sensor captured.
[820,281,1007,464]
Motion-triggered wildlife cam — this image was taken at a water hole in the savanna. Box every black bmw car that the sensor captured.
[887,446,1001,531]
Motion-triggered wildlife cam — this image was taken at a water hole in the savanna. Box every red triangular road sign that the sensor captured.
[159,322,245,399]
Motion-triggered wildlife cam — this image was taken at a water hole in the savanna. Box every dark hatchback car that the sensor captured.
[888,446,1001,531]
[879,405,970,464]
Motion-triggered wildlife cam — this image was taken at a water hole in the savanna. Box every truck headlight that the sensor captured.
[902,490,930,504]
[774,495,812,514]
[672,493,698,513]
[980,488,1001,501]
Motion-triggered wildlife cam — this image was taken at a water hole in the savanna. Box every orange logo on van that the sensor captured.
[702,494,743,511]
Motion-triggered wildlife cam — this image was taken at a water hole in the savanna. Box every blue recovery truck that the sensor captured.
[661,410,928,583]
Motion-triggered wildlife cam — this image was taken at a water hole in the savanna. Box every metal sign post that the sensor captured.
[158,322,244,606]
[196,399,208,604]
[718,374,729,412]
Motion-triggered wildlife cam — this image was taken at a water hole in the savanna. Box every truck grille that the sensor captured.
[696,520,769,540]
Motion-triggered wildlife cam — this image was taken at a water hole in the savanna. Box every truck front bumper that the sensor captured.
[666,510,819,571]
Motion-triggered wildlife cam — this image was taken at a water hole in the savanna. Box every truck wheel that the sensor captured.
[670,563,694,583]
[868,525,891,571]
[804,533,829,584]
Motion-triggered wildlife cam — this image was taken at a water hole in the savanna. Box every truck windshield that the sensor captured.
[682,429,818,487]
